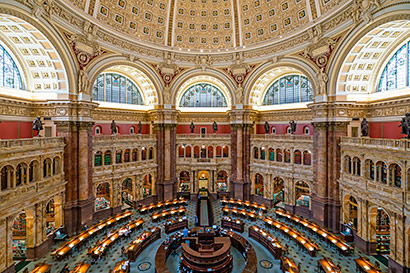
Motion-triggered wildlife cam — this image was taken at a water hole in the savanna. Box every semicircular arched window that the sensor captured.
[179,83,228,107]
[377,43,408,92]
[262,75,313,105]
[0,44,23,89]
[92,73,144,105]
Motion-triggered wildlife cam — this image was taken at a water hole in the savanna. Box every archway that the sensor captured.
[344,195,358,231]
[45,199,55,235]
[370,207,390,255]
[198,171,209,190]
[143,174,153,197]
[272,177,284,205]
[121,178,133,207]
[179,171,190,192]
[216,171,228,192]
[254,173,264,196]
[95,183,110,211]
[12,212,27,260]
[295,181,310,208]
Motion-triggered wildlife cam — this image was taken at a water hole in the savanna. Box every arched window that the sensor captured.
[378,43,408,92]
[16,163,27,186]
[129,126,135,134]
[104,150,112,165]
[268,148,275,161]
[1,166,13,190]
[124,149,130,163]
[260,148,266,160]
[303,151,311,165]
[179,171,190,192]
[389,164,401,188]
[216,146,222,158]
[262,75,313,105]
[115,150,122,164]
[217,171,228,192]
[132,148,138,161]
[43,159,52,178]
[253,147,259,159]
[276,149,282,162]
[200,145,206,158]
[365,159,374,180]
[208,146,213,158]
[94,152,102,166]
[94,126,102,135]
[0,44,23,89]
[141,148,147,160]
[92,73,144,104]
[284,149,291,163]
[96,183,110,211]
[294,150,302,164]
[29,161,38,182]
[179,83,228,107]
[295,181,310,207]
[53,157,60,175]
[376,161,387,184]
[186,146,192,157]
[222,146,229,158]
[254,173,264,196]
[271,127,276,134]
[179,146,185,158]
[352,157,361,176]
[194,146,200,158]
[149,147,154,160]
[303,126,310,135]
[344,156,352,174]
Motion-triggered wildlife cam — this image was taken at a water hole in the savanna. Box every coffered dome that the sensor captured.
[68,0,347,52]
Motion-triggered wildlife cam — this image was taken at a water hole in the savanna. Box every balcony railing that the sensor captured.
[0,137,65,149]
[93,134,157,143]
[176,134,231,139]
[340,137,410,151]
[251,134,313,142]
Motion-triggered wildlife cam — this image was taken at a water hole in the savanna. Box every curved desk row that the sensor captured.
[222,206,258,221]
[30,262,51,273]
[220,198,267,212]
[248,225,286,259]
[164,217,188,234]
[139,198,187,213]
[52,211,132,259]
[88,218,144,259]
[111,259,130,273]
[69,262,90,273]
[221,216,244,233]
[124,226,161,261]
[264,217,319,257]
[151,206,186,221]
[275,209,352,255]
[280,256,299,273]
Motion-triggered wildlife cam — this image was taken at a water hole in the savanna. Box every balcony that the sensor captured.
[0,137,65,150]
[93,134,157,144]
[340,137,410,151]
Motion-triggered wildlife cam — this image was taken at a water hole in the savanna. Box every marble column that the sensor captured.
[311,121,348,233]
[55,121,94,236]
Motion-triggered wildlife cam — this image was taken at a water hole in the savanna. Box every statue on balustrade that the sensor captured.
[213,121,218,133]
[289,120,297,134]
[360,118,369,137]
[398,112,410,138]
[111,120,118,135]
[190,122,195,134]
[32,116,44,137]
[138,121,142,134]
[264,121,270,134]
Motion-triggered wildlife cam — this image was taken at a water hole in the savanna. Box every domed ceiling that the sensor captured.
[69,0,345,52]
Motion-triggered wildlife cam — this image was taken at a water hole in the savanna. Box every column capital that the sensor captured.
[308,101,355,123]
[54,120,95,131]
[49,100,98,122]
[148,108,179,125]
[228,109,258,125]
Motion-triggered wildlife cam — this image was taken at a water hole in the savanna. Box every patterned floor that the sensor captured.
[18,199,388,273]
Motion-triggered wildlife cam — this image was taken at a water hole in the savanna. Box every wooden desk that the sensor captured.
[249,225,286,259]
[275,209,352,255]
[52,211,132,259]
[111,260,130,273]
[70,263,90,273]
[155,232,184,273]
[221,216,244,233]
[30,263,51,273]
[264,217,319,257]
[125,227,161,261]
[164,217,188,234]
[280,257,299,273]
[355,257,382,273]
[222,206,257,221]
[318,258,341,273]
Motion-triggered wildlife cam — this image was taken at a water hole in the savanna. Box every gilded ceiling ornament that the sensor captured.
[64,33,106,69]
[153,52,184,87]
[195,55,212,71]
[351,0,381,25]
[224,53,255,86]
[300,37,340,70]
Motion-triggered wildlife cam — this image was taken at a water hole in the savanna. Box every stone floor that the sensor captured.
[19,199,388,273]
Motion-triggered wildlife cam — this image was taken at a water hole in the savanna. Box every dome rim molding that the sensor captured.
[39,0,356,64]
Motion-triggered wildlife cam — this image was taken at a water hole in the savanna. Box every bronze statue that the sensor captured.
[360,118,369,137]
[32,116,43,137]
[289,120,297,134]
[111,120,117,134]
[138,121,142,134]
[398,112,410,138]
[213,121,218,132]
[264,121,270,134]
[190,122,195,134]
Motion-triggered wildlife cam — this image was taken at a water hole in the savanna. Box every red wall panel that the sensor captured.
[0,121,34,139]
[256,123,313,135]
[93,123,150,135]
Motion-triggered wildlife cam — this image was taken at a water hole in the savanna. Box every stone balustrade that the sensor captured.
[340,136,410,151]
